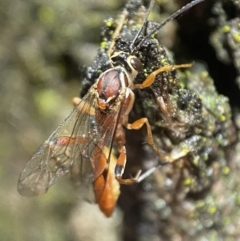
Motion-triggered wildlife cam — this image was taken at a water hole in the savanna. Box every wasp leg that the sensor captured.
[114,144,139,185]
[134,63,192,89]
[115,145,164,184]
[114,117,172,185]
[125,118,173,162]
[72,97,81,106]
[108,8,128,58]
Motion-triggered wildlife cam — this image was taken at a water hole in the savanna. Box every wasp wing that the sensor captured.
[18,84,123,198]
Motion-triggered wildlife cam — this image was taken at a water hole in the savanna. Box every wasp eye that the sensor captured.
[130,57,142,72]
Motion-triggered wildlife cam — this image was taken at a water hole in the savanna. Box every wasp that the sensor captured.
[18,0,204,217]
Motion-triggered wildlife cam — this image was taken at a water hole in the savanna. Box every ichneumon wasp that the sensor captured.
[18,0,204,217]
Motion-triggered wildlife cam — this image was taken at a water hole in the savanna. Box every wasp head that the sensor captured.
[111,51,142,79]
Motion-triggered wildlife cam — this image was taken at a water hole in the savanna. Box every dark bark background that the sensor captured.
[1,0,240,241]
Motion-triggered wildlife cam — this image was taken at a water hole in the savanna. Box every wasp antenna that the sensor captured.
[135,0,204,51]
[129,0,155,52]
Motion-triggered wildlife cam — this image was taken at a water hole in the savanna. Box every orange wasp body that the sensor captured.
[18,0,203,217]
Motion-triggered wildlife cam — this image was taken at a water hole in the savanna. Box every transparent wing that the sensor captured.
[18,85,122,197]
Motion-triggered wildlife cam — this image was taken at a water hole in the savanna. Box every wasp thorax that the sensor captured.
[97,69,122,110]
